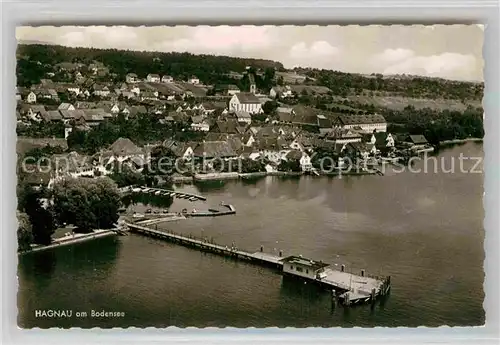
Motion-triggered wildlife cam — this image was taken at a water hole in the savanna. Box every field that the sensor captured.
[333,95,482,112]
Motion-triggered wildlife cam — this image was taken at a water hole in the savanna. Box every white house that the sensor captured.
[93,85,110,97]
[130,86,140,95]
[285,150,312,172]
[270,86,293,99]
[26,91,37,103]
[336,114,387,133]
[281,256,330,280]
[368,132,395,149]
[190,118,210,132]
[110,103,120,114]
[67,85,81,95]
[229,92,263,114]
[58,103,75,111]
[188,76,200,84]
[146,74,161,83]
[161,75,174,83]
[125,73,139,83]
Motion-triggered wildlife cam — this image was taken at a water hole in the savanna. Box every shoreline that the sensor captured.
[439,138,483,145]
[176,170,379,183]
[19,229,117,256]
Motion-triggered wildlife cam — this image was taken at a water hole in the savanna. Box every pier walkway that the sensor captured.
[124,222,283,268]
[123,222,390,306]
[120,186,207,201]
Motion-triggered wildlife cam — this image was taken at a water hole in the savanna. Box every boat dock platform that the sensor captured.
[120,186,207,201]
[123,222,391,306]
[186,204,236,217]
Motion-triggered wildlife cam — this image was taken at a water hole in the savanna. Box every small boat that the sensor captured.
[132,213,145,218]
[132,187,142,192]
[155,191,161,195]
[163,209,169,214]
[169,192,176,197]
[189,197,197,202]
[153,210,160,214]
[145,208,152,214]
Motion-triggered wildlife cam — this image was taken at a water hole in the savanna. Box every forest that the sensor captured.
[16,44,283,87]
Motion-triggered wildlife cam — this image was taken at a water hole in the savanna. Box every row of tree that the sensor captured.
[300,69,483,101]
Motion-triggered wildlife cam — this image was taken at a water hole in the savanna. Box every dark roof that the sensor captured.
[109,138,142,156]
[60,109,85,119]
[162,140,194,157]
[43,110,63,122]
[281,256,330,271]
[317,114,332,128]
[338,114,386,125]
[235,92,260,104]
[234,110,251,120]
[408,134,428,145]
[193,141,237,158]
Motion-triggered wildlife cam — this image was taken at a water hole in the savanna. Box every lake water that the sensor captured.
[18,142,485,328]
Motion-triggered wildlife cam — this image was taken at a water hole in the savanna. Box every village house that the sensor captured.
[21,105,48,122]
[345,142,377,160]
[365,132,396,153]
[147,74,161,83]
[226,84,241,96]
[234,110,252,124]
[126,73,139,83]
[193,141,238,160]
[93,84,110,97]
[161,75,174,83]
[25,91,37,103]
[97,138,145,170]
[140,91,158,101]
[406,134,429,150]
[58,103,75,111]
[282,150,310,172]
[270,85,293,99]
[325,128,363,144]
[229,92,263,114]
[335,114,387,133]
[190,115,211,132]
[42,110,64,123]
[241,132,256,147]
[188,76,200,85]
[163,139,195,161]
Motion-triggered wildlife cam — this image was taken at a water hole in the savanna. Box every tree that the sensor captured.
[17,184,55,245]
[262,100,278,115]
[52,176,121,233]
[17,211,33,252]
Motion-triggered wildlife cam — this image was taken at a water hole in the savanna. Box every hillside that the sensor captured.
[16,44,283,86]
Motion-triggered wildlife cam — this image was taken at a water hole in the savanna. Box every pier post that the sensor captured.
[279,250,283,257]
[361,269,365,277]
[344,292,350,307]
[260,246,263,252]
[331,290,336,311]
[341,264,345,272]
[370,288,376,309]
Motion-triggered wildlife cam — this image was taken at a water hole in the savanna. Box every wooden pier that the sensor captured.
[123,222,391,306]
[124,222,283,269]
[120,186,207,201]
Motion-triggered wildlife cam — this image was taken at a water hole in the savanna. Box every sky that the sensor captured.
[16,25,484,81]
